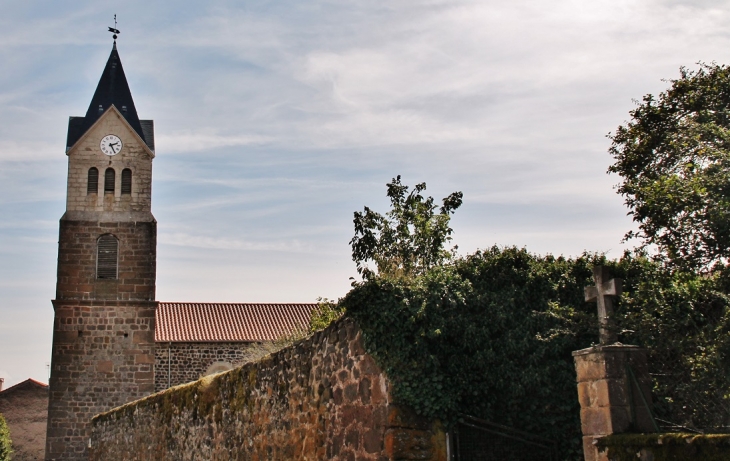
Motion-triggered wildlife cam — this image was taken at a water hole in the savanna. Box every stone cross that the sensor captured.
[584,265,622,345]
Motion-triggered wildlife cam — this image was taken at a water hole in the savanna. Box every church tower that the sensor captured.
[45,41,157,460]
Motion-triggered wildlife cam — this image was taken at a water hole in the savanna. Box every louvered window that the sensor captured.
[121,169,132,195]
[97,234,118,279]
[87,168,99,195]
[104,168,115,193]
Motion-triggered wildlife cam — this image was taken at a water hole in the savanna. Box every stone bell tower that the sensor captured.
[45,40,157,461]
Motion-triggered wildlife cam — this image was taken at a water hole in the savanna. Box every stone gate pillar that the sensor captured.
[573,345,656,461]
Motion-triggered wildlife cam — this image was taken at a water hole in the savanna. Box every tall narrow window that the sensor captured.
[87,168,99,195]
[104,168,115,193]
[97,234,118,279]
[121,169,132,195]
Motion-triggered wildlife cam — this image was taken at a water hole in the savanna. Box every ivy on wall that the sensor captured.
[0,413,12,461]
[340,247,730,460]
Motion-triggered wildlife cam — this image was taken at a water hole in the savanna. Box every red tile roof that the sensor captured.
[155,302,318,342]
[0,378,48,395]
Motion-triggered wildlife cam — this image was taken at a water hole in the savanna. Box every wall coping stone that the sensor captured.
[52,299,158,308]
[597,433,730,461]
[573,343,645,357]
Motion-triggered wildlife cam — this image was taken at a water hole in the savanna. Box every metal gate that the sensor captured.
[452,415,557,461]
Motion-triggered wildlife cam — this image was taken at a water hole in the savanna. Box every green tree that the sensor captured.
[350,176,463,279]
[309,297,345,332]
[0,412,12,461]
[608,63,730,270]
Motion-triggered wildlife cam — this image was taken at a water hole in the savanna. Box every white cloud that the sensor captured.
[156,131,272,153]
[0,140,60,162]
[161,232,315,253]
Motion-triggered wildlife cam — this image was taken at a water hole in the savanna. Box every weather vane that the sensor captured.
[108,14,120,42]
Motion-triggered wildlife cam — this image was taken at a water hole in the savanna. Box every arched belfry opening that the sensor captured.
[87,167,99,194]
[121,168,132,195]
[104,168,115,194]
[96,234,118,279]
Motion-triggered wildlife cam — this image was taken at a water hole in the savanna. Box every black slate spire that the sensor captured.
[66,44,154,151]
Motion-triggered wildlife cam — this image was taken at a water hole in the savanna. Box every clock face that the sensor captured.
[100,134,123,156]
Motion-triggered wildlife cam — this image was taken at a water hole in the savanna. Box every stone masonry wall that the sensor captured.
[154,342,254,392]
[0,380,49,461]
[90,318,447,461]
[55,220,156,302]
[65,108,153,214]
[47,218,157,461]
[46,302,156,461]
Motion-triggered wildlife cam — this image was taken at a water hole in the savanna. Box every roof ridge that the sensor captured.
[0,378,49,394]
[157,302,318,305]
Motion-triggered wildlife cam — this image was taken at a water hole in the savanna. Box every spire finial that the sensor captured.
[108,14,120,43]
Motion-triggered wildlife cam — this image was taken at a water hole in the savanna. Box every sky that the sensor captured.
[2,0,730,388]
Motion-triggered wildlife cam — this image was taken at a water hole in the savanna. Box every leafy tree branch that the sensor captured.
[350,175,463,279]
[608,63,730,270]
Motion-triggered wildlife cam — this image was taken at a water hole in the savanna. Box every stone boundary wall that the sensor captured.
[597,433,730,460]
[90,318,447,460]
[154,342,253,392]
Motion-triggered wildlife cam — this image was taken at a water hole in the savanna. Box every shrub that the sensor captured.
[0,412,12,461]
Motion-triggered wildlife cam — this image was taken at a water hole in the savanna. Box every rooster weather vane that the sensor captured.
[108,14,120,42]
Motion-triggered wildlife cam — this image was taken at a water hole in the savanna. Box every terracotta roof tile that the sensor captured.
[155,302,318,342]
[0,378,48,395]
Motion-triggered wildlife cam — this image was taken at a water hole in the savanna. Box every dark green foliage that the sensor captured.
[309,298,345,332]
[611,256,730,431]
[341,247,730,460]
[0,412,12,461]
[350,176,462,279]
[608,63,730,271]
[343,247,599,458]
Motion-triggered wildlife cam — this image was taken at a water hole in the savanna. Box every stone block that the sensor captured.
[574,353,606,382]
[577,381,592,408]
[574,346,647,381]
[581,406,632,436]
[96,361,114,373]
[134,371,153,380]
[135,354,155,364]
[344,383,358,402]
[55,330,80,343]
[370,375,387,405]
[133,330,154,344]
[363,429,382,454]
[578,379,629,409]
[582,436,609,461]
[581,407,612,435]
[385,428,433,460]
[359,377,371,404]
[345,428,360,449]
